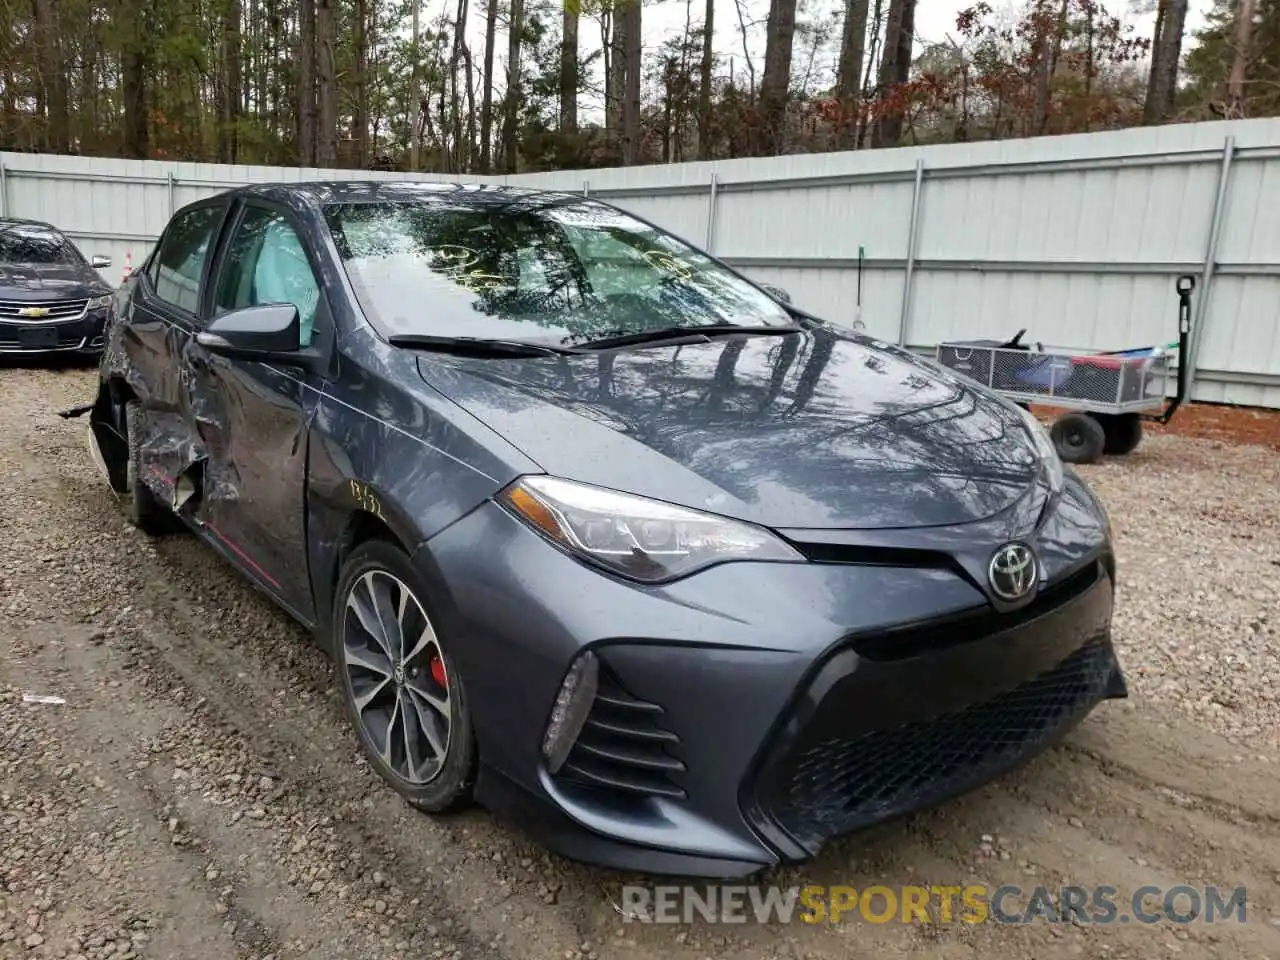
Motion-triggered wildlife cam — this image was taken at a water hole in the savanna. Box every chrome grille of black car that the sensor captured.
[0,331,86,349]
[557,670,687,799]
[0,298,89,320]
[771,637,1116,844]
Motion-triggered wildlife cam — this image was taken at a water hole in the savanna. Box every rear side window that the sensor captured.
[152,205,223,314]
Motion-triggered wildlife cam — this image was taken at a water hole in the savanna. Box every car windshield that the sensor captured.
[0,224,82,266]
[323,195,793,344]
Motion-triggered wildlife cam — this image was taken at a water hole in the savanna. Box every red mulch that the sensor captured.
[1029,402,1280,452]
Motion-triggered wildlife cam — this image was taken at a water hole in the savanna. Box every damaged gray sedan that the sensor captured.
[70,181,1124,878]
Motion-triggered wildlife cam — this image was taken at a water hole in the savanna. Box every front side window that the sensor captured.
[153,205,224,314]
[323,196,791,344]
[214,206,321,346]
[0,223,83,267]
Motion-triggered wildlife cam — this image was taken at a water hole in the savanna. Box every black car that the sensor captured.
[0,217,116,356]
[74,182,1123,878]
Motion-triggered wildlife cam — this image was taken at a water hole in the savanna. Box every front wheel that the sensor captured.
[333,539,477,813]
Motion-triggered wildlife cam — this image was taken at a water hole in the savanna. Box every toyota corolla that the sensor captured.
[72,182,1124,878]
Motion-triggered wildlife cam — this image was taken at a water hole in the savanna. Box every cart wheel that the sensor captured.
[1090,413,1144,456]
[1050,413,1106,465]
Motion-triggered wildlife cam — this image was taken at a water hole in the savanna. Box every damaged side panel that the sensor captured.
[101,299,217,515]
[131,406,210,512]
[66,278,231,544]
[83,295,319,622]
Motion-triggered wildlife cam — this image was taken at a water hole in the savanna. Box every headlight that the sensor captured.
[497,475,803,583]
[87,295,113,310]
[1015,404,1064,493]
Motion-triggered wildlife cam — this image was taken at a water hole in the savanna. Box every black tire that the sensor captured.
[1049,412,1107,465]
[123,401,176,534]
[1091,412,1144,456]
[333,539,477,814]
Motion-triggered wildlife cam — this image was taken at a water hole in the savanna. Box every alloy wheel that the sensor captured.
[342,569,452,784]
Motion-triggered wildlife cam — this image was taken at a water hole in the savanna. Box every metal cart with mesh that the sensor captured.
[933,274,1196,464]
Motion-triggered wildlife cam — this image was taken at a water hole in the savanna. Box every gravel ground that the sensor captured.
[2,361,1279,960]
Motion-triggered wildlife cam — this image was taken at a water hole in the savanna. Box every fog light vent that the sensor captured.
[543,650,599,774]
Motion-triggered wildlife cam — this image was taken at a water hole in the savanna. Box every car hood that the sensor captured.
[0,262,110,299]
[418,327,1043,530]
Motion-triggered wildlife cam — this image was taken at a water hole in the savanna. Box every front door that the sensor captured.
[190,200,331,623]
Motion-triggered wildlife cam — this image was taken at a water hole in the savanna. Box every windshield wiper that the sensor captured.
[572,323,804,351]
[387,334,580,358]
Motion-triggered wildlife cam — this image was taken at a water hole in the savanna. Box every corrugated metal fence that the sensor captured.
[4,116,1280,407]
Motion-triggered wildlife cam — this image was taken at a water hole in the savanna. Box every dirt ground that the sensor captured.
[3,362,1280,960]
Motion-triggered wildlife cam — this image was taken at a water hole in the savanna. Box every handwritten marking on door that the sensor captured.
[350,480,386,520]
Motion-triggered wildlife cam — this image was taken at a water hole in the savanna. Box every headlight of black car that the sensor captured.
[1015,404,1064,495]
[498,475,804,583]
[87,294,113,311]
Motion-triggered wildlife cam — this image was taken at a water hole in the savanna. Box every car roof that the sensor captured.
[0,216,62,232]
[213,180,587,212]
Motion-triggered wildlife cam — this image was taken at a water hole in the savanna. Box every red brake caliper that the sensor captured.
[429,655,447,687]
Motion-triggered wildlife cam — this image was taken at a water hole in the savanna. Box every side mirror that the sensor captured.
[760,284,792,304]
[196,303,302,361]
[91,254,112,269]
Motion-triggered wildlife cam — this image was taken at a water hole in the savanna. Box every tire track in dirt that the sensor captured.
[13,616,437,960]
[1066,708,1280,828]
[1,623,263,960]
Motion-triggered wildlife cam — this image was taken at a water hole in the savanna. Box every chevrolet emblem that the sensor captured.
[17,306,51,318]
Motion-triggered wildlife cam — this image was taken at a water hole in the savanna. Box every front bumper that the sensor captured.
[746,563,1119,861]
[0,308,110,354]
[420,475,1123,877]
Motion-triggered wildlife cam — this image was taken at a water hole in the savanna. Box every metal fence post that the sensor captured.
[1184,135,1235,400]
[167,171,176,215]
[582,180,590,197]
[705,173,719,253]
[897,158,925,347]
[0,160,6,218]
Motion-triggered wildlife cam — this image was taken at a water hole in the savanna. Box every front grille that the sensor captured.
[0,298,88,321]
[556,668,687,800]
[852,560,1103,662]
[0,322,87,350]
[766,637,1116,845]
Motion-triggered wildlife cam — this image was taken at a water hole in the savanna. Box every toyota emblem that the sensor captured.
[988,542,1038,601]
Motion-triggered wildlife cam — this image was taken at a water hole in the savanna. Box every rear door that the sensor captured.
[115,199,232,505]
[125,201,230,393]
